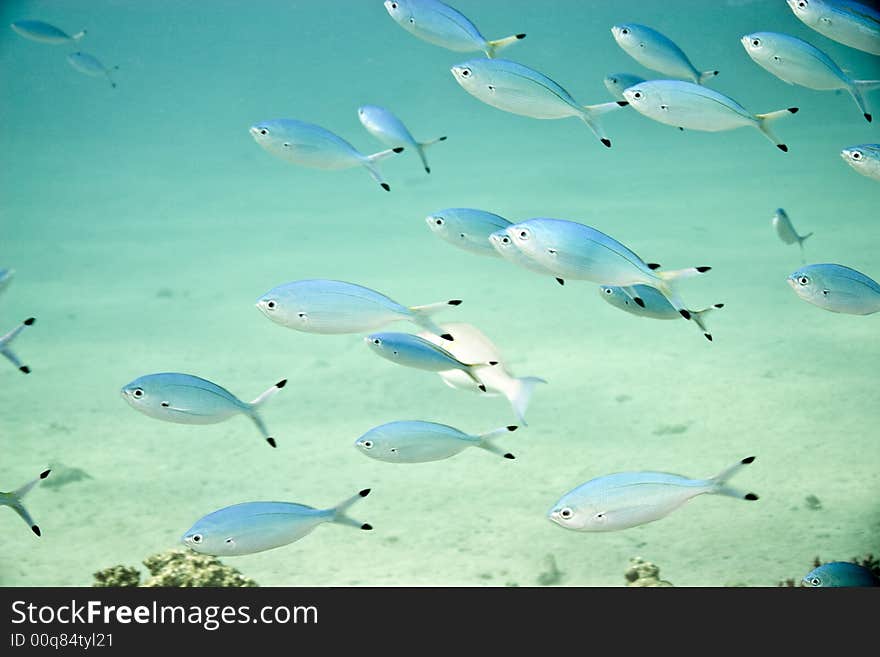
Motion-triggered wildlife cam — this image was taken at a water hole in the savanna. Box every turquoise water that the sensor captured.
[1,0,878,587]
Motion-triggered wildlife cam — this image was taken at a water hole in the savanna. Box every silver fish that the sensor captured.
[841,143,880,181]
[787,263,880,314]
[358,105,446,174]
[355,421,517,462]
[67,52,118,89]
[384,0,525,58]
[249,119,403,191]
[1,317,35,374]
[1,469,51,536]
[548,457,758,532]
[451,58,627,148]
[623,80,799,151]
[10,20,85,44]
[611,23,718,84]
[786,0,880,56]
[599,285,723,341]
[426,208,511,257]
[772,208,813,261]
[604,72,647,101]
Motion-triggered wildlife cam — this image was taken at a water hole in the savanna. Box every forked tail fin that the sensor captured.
[363,147,404,191]
[579,101,628,148]
[408,300,462,341]
[2,469,51,536]
[653,267,712,319]
[329,488,373,530]
[707,456,759,501]
[755,107,798,152]
[485,33,526,58]
[475,426,518,459]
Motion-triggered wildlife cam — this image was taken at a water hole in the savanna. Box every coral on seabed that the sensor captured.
[92,548,257,587]
[624,557,673,587]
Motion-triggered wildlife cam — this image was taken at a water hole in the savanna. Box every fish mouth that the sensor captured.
[739,35,751,48]
[786,277,798,289]
[610,25,621,38]
[248,126,261,138]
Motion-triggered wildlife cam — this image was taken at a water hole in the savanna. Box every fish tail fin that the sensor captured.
[498,376,547,426]
[6,469,51,536]
[408,300,462,341]
[485,33,526,58]
[1,317,35,374]
[654,267,712,320]
[416,136,447,174]
[579,101,628,148]
[754,107,798,152]
[249,379,287,408]
[847,80,880,123]
[463,362,499,393]
[798,232,813,262]
[72,29,86,41]
[698,69,719,85]
[689,303,724,342]
[329,488,373,530]
[475,425,518,459]
[363,147,404,191]
[707,456,759,501]
[247,379,286,448]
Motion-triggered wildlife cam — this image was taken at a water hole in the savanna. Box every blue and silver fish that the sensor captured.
[772,208,813,261]
[841,143,880,181]
[121,373,287,447]
[604,72,647,101]
[249,119,403,191]
[786,0,880,56]
[803,561,880,587]
[548,457,758,532]
[599,285,723,341]
[451,59,628,148]
[623,80,799,151]
[787,263,880,314]
[503,218,711,318]
[365,331,496,390]
[1,469,51,536]
[67,52,118,89]
[383,0,525,58]
[1,317,35,374]
[611,23,718,84]
[426,208,511,257]
[355,421,517,462]
[10,20,85,44]
[358,105,446,173]
[256,279,460,340]
[182,489,372,556]
[741,32,879,122]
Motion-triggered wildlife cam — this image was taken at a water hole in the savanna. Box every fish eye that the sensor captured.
[751,38,761,47]
[632,91,643,100]
[390,2,398,8]
[560,508,573,519]
[621,28,629,35]
[797,275,810,286]
[259,128,268,136]
[461,68,471,77]
[609,77,618,84]
[363,440,373,449]
[266,300,277,310]
[798,1,808,8]
[516,229,530,241]
[603,288,613,295]
[809,576,821,586]
[850,151,862,160]
[191,534,202,544]
[435,217,444,226]
[372,338,381,345]
[132,388,144,398]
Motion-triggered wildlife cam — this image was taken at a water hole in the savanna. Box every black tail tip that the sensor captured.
[616,100,629,107]
[440,333,454,341]
[715,303,724,309]
[276,379,288,389]
[507,425,518,432]
[24,317,36,326]
[488,361,498,366]
[424,167,431,174]
[516,33,526,39]
[19,366,31,374]
[865,113,872,123]
[647,263,661,270]
[556,278,565,286]
[478,384,487,392]
[777,144,789,152]
[40,469,51,479]
[744,493,759,501]
[788,107,798,114]
[31,525,41,537]
[359,488,371,497]
[266,437,277,448]
[361,523,373,530]
[704,333,713,341]
[696,266,712,273]
[633,297,645,308]
[600,138,612,148]
[392,147,404,153]
[679,309,692,320]
[504,453,515,460]
[742,456,756,464]
[438,136,448,141]
[448,299,462,306]
[381,183,391,191]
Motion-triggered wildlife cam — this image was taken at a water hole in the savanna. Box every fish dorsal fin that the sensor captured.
[647,263,661,270]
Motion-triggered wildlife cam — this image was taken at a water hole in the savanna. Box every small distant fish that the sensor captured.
[67,52,119,89]
[772,208,813,261]
[355,421,517,462]
[787,263,880,314]
[41,462,92,491]
[0,268,14,295]
[1,469,51,536]
[786,0,880,56]
[249,119,404,191]
[451,58,628,148]
[503,218,711,318]
[256,279,461,340]
[1,317,36,374]
[365,331,496,390]
[741,32,878,123]
[841,143,880,181]
[426,208,511,257]
[358,105,446,173]
[384,0,525,58]
[599,285,723,341]
[624,80,799,151]
[604,72,647,101]
[182,489,372,556]
[803,561,880,587]
[611,23,718,84]
[10,20,85,44]
[489,229,566,284]
[418,323,546,425]
[548,456,758,532]
[120,373,287,447]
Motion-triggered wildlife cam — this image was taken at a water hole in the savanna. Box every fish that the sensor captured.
[803,562,880,587]
[0,268,14,295]
[488,229,566,284]
[450,58,628,148]
[383,0,525,58]
[10,20,85,44]
[426,208,512,257]
[841,143,880,181]
[599,285,723,341]
[182,489,372,556]
[355,421,517,462]
[741,32,879,123]
[1,469,51,536]
[418,323,546,425]
[503,218,711,318]
[547,456,758,532]
[772,208,813,261]
[623,80,799,151]
[249,119,403,191]
[604,72,647,101]
[365,331,496,390]
[358,105,446,173]
[256,279,461,340]
[1,318,36,374]
[611,23,718,85]
[786,0,880,56]
[787,263,880,314]
[67,52,119,89]
[120,373,287,447]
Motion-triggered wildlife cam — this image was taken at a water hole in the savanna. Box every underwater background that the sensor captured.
[1,0,878,586]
